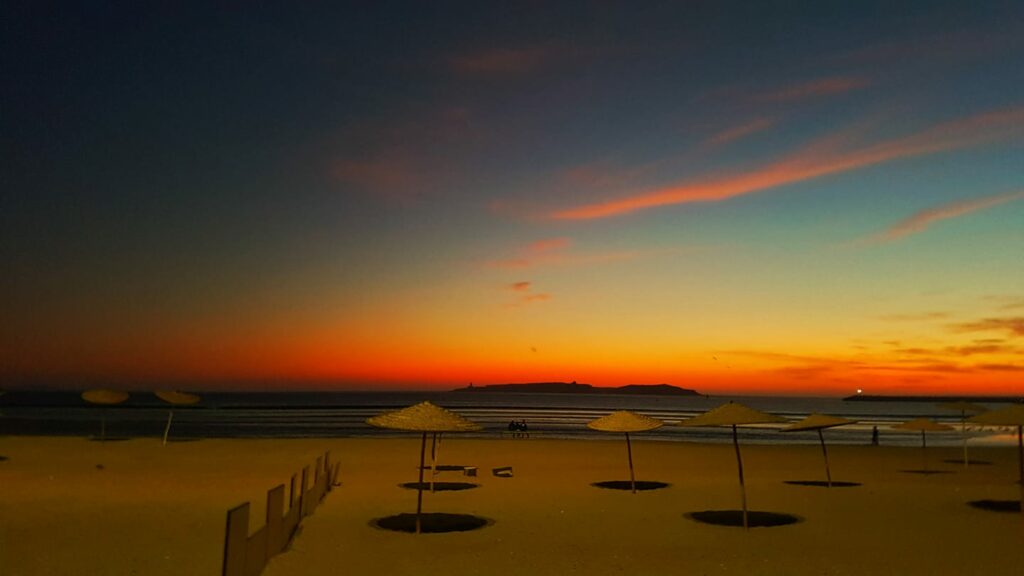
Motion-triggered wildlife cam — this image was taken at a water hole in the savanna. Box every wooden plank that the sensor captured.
[284,501,301,542]
[266,484,286,556]
[299,465,310,517]
[222,503,249,576]
[244,526,268,576]
[330,461,341,487]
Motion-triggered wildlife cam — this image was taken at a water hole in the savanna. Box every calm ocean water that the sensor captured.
[1,391,1019,447]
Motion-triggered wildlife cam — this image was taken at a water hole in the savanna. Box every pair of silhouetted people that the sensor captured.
[507,420,529,438]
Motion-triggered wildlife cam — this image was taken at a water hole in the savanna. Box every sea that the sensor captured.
[0,390,1019,447]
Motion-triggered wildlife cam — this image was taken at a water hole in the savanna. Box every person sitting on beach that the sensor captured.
[519,420,529,439]
[508,420,520,438]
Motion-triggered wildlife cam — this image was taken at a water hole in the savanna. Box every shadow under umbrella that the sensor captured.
[400,481,478,492]
[586,410,667,494]
[892,418,955,474]
[780,414,861,488]
[967,404,1024,517]
[678,402,798,529]
[366,401,487,534]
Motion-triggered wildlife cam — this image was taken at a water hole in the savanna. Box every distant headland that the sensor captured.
[451,382,700,396]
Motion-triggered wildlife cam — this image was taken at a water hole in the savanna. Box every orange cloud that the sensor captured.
[528,237,571,253]
[754,75,870,102]
[548,105,1024,220]
[510,281,532,292]
[863,190,1024,244]
[486,237,660,269]
[949,317,1024,337]
[706,117,776,146]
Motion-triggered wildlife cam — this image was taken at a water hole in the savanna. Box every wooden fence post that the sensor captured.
[222,503,249,576]
[266,485,286,556]
[299,465,310,517]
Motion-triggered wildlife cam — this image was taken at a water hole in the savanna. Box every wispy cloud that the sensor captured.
[861,190,1024,244]
[527,237,571,253]
[878,312,950,322]
[331,107,480,202]
[451,46,553,75]
[753,75,870,103]
[547,105,1024,220]
[706,117,776,146]
[983,295,1024,311]
[949,317,1024,338]
[486,237,668,269]
[506,281,550,307]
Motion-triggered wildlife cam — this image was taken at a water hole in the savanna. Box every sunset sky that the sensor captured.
[3,2,1023,395]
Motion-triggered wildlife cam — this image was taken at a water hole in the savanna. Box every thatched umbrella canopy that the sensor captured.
[939,401,988,468]
[969,404,1024,516]
[154,391,200,445]
[781,414,856,487]
[587,411,663,493]
[367,401,482,533]
[679,402,786,528]
[81,389,130,441]
[892,418,955,472]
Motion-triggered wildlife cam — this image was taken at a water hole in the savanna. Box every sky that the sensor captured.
[2,1,1023,395]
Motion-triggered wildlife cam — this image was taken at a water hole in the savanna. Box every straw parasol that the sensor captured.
[781,414,856,487]
[154,391,200,445]
[81,389,130,441]
[678,402,786,528]
[969,404,1024,516]
[939,401,988,468]
[892,418,954,472]
[587,411,664,493]
[366,401,482,533]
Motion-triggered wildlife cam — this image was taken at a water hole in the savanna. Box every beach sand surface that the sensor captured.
[2,436,1022,575]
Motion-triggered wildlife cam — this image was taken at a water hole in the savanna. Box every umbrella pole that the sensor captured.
[961,410,968,469]
[818,428,832,487]
[625,432,636,494]
[430,432,437,493]
[416,432,426,534]
[921,430,928,472]
[732,424,748,529]
[162,410,174,446]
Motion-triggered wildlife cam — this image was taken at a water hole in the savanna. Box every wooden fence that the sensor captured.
[222,451,340,576]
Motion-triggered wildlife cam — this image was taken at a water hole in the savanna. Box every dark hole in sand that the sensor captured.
[0,456,8,462]
[373,513,490,533]
[900,469,954,475]
[968,499,1021,513]
[784,480,861,488]
[400,482,478,492]
[419,465,469,471]
[591,480,670,491]
[943,459,992,466]
[686,510,802,528]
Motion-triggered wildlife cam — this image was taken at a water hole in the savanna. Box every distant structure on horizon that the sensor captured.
[451,382,700,396]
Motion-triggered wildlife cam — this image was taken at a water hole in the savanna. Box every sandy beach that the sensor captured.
[2,435,1022,575]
